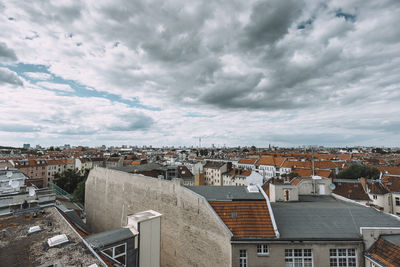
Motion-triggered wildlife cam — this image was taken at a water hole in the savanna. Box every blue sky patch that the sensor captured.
[5,63,160,111]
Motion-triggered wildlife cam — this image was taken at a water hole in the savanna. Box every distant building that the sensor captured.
[204,161,231,186]
[23,143,30,149]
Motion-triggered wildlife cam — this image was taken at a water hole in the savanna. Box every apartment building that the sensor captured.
[46,158,74,186]
[13,158,47,182]
[86,167,400,267]
[237,159,257,170]
[332,176,400,216]
[204,161,231,186]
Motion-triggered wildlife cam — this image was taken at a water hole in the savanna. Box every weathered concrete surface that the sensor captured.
[85,167,232,267]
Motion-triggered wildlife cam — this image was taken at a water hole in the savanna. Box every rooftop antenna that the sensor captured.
[312,147,315,177]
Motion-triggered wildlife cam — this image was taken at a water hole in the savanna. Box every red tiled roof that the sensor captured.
[314,161,337,169]
[333,180,370,200]
[291,178,302,185]
[375,166,400,175]
[368,181,389,195]
[256,156,275,166]
[228,168,252,176]
[382,175,400,193]
[208,200,275,238]
[177,166,193,178]
[291,168,331,178]
[274,157,286,167]
[368,237,400,267]
[238,159,257,165]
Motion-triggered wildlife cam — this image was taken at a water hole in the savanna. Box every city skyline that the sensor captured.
[1,0,400,147]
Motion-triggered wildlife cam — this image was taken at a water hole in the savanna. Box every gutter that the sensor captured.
[55,207,107,267]
[257,184,280,238]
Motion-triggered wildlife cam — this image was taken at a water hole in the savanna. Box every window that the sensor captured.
[373,195,377,200]
[329,248,357,267]
[285,249,312,267]
[239,249,247,267]
[396,197,400,206]
[257,244,269,256]
[101,243,127,266]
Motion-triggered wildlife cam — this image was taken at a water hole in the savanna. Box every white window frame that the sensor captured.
[257,244,269,256]
[329,248,357,267]
[285,249,313,267]
[396,197,400,206]
[239,249,247,267]
[101,242,127,266]
[373,195,377,200]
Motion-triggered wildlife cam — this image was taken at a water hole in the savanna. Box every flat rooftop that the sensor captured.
[271,195,400,240]
[0,207,102,266]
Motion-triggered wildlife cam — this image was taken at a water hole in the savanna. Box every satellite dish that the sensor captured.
[6,171,12,178]
[329,183,336,190]
[10,180,20,189]
[29,187,36,197]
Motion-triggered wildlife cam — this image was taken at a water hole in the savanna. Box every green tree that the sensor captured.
[337,164,380,180]
[54,169,85,194]
[73,179,86,204]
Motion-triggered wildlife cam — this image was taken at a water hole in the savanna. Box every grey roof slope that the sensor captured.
[85,228,135,248]
[382,234,400,247]
[111,163,166,173]
[185,186,264,201]
[271,195,400,240]
[203,161,226,169]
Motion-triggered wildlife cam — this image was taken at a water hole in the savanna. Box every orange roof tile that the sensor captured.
[333,180,370,200]
[291,178,302,185]
[238,159,257,165]
[209,200,275,238]
[274,157,286,167]
[375,166,400,175]
[256,156,275,166]
[368,237,400,267]
[382,175,400,193]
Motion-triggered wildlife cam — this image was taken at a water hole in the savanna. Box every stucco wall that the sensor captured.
[232,242,364,267]
[85,167,232,267]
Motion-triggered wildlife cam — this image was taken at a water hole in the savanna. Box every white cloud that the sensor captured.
[0,0,400,147]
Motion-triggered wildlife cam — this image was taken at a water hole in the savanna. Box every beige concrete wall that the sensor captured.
[270,184,299,202]
[85,167,232,267]
[232,242,364,267]
[391,193,400,214]
[368,193,390,212]
[297,179,332,195]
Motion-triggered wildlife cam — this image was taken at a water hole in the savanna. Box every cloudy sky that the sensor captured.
[1,0,400,148]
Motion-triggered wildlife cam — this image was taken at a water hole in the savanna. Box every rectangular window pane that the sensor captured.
[114,243,126,256]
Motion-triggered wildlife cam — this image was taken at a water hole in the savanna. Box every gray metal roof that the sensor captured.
[185,186,264,201]
[85,228,135,249]
[382,234,400,247]
[271,195,400,240]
